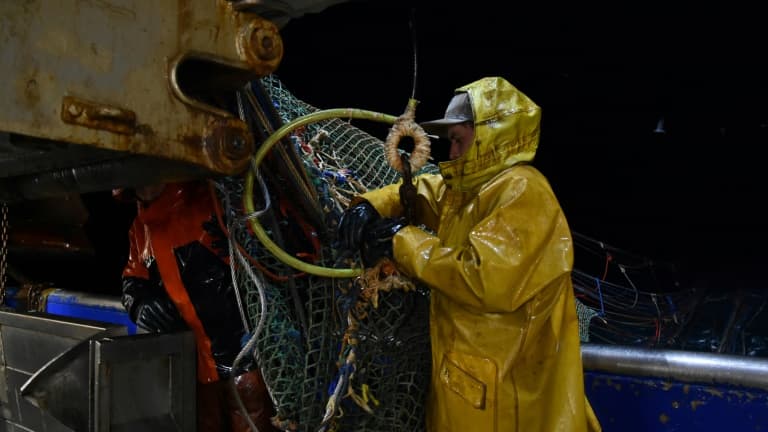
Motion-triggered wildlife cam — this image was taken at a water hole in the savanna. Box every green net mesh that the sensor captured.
[212,75,437,431]
[576,297,600,342]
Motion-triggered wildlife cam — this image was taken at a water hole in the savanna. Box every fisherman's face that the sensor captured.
[446,122,475,160]
[447,122,475,160]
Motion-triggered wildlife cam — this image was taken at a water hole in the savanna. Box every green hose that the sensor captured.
[244,108,398,278]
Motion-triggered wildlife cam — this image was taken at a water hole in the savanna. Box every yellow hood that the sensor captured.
[438,77,541,192]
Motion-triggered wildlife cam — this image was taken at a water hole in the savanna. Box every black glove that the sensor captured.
[360,217,407,266]
[336,201,381,251]
[123,276,187,333]
[134,296,187,333]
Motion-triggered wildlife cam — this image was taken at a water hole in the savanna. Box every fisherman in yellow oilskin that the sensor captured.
[336,76,602,431]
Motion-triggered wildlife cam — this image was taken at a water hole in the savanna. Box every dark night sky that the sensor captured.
[273,0,768,289]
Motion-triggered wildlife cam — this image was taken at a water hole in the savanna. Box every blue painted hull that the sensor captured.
[586,371,768,431]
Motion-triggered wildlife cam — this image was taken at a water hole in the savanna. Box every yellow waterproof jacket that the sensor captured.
[359,77,601,431]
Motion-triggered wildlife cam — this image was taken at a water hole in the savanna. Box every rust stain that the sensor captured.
[704,388,724,398]
[683,384,690,394]
[61,96,136,135]
[23,78,40,107]
[659,413,670,424]
[591,379,600,391]
[77,0,136,19]
[134,123,155,138]
[660,381,674,391]
[177,0,193,47]
[723,389,748,400]
[690,400,706,411]
[671,400,679,409]
[212,0,231,42]
[181,133,202,149]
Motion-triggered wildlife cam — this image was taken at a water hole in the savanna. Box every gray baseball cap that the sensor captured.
[420,92,474,138]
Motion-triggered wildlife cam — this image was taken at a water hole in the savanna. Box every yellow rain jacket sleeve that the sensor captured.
[358,77,600,432]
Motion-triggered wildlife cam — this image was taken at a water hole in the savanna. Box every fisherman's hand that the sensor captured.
[361,217,407,266]
[134,296,186,333]
[336,201,381,251]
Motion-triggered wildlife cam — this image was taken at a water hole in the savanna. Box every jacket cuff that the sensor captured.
[392,225,437,278]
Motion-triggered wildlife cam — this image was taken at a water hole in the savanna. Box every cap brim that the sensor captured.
[419,118,467,138]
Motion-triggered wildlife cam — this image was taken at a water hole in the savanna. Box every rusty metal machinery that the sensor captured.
[0,0,291,200]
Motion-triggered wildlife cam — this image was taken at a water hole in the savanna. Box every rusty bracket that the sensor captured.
[61,96,136,135]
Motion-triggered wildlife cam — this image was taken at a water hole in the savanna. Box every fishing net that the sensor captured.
[212,74,437,432]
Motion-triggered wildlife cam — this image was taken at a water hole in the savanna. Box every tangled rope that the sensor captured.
[319,259,416,431]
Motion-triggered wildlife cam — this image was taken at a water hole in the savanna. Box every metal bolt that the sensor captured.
[252,28,279,61]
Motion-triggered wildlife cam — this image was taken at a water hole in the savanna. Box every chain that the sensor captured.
[0,202,8,305]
